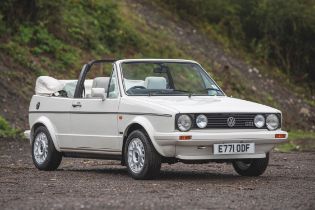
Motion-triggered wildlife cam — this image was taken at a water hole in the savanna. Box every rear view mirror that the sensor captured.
[91,88,106,101]
[153,65,168,74]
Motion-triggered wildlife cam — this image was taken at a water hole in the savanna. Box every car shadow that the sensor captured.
[60,167,128,176]
[60,166,262,181]
[158,170,241,181]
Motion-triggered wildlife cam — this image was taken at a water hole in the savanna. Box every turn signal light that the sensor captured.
[275,134,286,138]
[179,135,192,140]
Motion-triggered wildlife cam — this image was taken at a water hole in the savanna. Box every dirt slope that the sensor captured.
[0,54,36,129]
[125,0,315,131]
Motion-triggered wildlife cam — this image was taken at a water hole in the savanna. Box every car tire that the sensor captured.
[124,130,161,180]
[32,126,62,171]
[232,153,269,176]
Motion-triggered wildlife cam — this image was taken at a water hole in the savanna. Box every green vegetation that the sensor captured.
[0,0,185,78]
[155,0,315,92]
[276,131,315,152]
[0,116,21,138]
[0,0,140,77]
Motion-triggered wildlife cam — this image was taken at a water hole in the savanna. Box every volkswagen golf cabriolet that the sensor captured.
[25,59,288,179]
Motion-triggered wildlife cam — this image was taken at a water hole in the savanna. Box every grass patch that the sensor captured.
[275,131,315,152]
[0,116,22,138]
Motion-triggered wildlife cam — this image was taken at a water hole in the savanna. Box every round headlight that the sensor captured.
[177,114,192,131]
[254,114,265,128]
[196,114,208,128]
[266,114,279,130]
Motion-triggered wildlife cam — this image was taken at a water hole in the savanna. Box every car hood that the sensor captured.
[131,96,280,114]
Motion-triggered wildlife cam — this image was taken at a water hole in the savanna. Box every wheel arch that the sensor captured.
[121,120,164,165]
[30,116,60,151]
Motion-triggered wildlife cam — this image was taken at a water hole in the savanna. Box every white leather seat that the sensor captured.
[92,77,110,92]
[124,79,145,90]
[144,77,167,89]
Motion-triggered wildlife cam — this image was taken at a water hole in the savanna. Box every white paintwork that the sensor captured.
[27,59,288,160]
[29,96,72,151]
[118,96,280,113]
[67,97,121,152]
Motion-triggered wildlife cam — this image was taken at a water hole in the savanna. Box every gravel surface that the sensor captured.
[0,138,314,210]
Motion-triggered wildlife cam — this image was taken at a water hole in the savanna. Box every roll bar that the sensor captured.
[74,59,116,98]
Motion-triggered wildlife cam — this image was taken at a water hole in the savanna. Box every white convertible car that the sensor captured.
[25,59,288,179]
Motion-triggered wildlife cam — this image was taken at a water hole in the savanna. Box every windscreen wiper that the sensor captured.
[172,89,194,98]
[148,90,165,96]
[149,89,190,96]
[172,89,190,93]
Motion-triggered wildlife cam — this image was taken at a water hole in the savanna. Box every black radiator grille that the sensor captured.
[204,113,257,128]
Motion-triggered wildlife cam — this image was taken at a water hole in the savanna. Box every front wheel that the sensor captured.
[232,153,269,176]
[124,130,161,180]
[32,126,62,171]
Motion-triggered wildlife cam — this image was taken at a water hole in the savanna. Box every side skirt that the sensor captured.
[63,152,122,160]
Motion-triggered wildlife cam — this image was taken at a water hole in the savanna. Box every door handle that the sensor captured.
[72,102,82,108]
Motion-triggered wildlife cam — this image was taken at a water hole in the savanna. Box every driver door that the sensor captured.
[60,67,121,153]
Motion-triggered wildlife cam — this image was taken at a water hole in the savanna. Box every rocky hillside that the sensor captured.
[0,0,314,132]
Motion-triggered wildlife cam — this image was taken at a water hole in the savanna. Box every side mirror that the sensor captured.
[91,88,106,101]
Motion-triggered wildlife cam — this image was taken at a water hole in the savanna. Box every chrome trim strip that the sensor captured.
[29,111,172,117]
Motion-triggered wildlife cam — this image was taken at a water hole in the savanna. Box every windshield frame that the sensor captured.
[119,60,226,97]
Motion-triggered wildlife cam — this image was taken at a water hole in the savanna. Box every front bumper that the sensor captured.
[154,130,288,160]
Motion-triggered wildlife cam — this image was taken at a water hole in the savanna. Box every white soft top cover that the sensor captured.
[35,76,65,96]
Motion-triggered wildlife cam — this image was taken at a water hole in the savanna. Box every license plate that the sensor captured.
[213,143,255,154]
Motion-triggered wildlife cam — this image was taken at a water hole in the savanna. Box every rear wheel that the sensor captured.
[125,130,161,179]
[32,126,62,171]
[232,153,269,176]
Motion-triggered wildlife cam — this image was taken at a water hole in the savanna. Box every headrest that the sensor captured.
[124,79,145,90]
[144,77,167,89]
[92,77,110,91]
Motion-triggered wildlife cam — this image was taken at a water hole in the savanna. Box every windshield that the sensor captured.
[121,62,224,96]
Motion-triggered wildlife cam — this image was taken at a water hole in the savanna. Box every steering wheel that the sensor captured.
[128,86,146,90]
